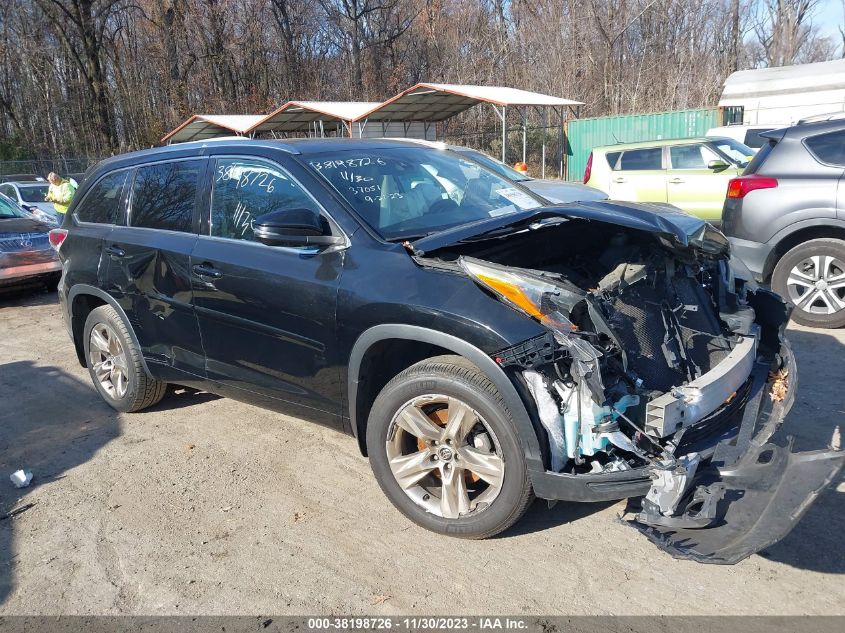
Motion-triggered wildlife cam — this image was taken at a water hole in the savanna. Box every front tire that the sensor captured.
[83,305,167,412]
[366,355,534,539]
[771,238,845,329]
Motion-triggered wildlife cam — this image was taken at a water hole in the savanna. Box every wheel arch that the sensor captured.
[67,284,152,377]
[347,324,544,474]
[763,220,845,282]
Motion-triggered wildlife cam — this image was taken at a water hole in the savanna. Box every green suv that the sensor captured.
[584,137,755,222]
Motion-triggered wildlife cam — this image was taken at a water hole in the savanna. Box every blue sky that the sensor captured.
[815,0,844,42]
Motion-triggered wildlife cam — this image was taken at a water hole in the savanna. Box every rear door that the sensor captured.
[102,158,207,380]
[63,169,130,292]
[608,147,667,203]
[666,143,738,221]
[190,154,346,428]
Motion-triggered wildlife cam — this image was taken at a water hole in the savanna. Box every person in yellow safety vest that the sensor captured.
[45,172,77,215]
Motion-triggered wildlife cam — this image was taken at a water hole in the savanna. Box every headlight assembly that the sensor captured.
[459,256,578,332]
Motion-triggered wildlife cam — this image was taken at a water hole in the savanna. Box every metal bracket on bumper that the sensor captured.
[626,342,845,564]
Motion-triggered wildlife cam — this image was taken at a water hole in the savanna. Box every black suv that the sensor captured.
[52,139,842,562]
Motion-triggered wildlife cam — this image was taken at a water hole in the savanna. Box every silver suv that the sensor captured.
[722,116,845,328]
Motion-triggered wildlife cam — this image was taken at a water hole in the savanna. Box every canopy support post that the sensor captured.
[521,108,527,165]
[558,107,564,179]
[493,105,507,163]
[540,107,547,179]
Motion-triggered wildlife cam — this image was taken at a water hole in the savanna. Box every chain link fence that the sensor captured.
[0,157,102,181]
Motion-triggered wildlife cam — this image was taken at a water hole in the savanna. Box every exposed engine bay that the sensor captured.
[417,211,843,563]
[429,219,760,472]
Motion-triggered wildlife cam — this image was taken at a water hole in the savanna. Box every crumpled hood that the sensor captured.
[411,200,729,257]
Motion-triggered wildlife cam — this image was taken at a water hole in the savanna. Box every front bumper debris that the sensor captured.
[626,342,844,564]
[644,328,758,436]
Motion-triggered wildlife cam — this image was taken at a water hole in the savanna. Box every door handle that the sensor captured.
[613,177,626,183]
[668,178,685,184]
[192,263,223,279]
[105,245,125,258]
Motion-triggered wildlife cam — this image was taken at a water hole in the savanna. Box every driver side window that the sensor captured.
[210,158,321,242]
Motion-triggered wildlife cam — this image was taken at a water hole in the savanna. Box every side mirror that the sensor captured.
[253,208,343,247]
[707,159,730,172]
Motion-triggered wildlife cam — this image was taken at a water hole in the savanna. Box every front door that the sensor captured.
[103,158,207,380]
[666,143,740,222]
[608,146,667,203]
[190,156,345,427]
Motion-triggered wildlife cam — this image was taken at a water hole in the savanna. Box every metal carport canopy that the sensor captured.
[355,83,583,175]
[249,101,381,136]
[356,83,583,122]
[161,114,265,143]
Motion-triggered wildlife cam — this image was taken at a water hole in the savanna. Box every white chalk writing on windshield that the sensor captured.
[310,158,387,171]
[339,170,373,183]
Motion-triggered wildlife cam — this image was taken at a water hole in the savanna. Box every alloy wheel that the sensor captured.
[786,255,845,316]
[385,394,505,519]
[88,323,129,400]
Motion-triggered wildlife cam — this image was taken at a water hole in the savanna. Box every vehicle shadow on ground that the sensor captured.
[496,498,616,539]
[0,286,57,309]
[145,386,221,412]
[755,326,845,574]
[0,360,120,606]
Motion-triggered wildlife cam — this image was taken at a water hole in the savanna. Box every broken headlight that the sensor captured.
[459,256,578,332]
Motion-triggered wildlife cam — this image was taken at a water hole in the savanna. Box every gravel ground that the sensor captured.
[0,288,843,615]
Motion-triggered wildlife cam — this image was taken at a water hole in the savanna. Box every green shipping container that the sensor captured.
[565,108,723,181]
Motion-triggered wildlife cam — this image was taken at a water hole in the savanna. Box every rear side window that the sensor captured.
[618,148,662,170]
[743,140,776,175]
[130,160,202,232]
[605,151,621,168]
[210,158,322,242]
[76,171,127,224]
[805,130,845,166]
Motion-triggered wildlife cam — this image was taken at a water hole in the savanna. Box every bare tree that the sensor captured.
[1,0,843,159]
[317,0,417,95]
[754,0,829,66]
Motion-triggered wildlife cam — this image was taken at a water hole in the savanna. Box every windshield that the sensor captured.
[306,147,543,240]
[0,195,28,219]
[19,185,49,202]
[457,148,530,182]
[710,138,755,168]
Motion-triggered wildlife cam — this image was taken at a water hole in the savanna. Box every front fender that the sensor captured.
[347,324,545,477]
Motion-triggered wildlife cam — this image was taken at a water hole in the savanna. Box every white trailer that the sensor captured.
[719,58,845,125]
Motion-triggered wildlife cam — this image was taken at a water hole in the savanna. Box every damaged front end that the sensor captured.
[425,209,843,564]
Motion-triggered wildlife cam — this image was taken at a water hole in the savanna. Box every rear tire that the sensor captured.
[83,305,167,412]
[366,355,534,539]
[771,238,845,329]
